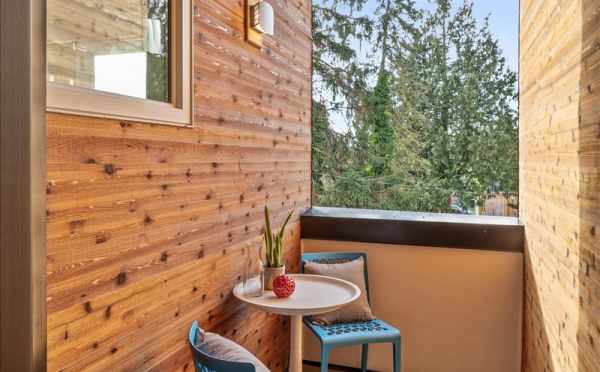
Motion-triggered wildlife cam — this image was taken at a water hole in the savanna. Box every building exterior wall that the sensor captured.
[45,0,312,370]
[521,0,600,371]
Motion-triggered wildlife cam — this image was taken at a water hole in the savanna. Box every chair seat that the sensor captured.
[304,318,400,346]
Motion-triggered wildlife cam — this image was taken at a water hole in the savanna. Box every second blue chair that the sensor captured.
[188,321,255,372]
[301,252,401,372]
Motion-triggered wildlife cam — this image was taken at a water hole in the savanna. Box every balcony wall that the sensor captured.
[300,207,524,371]
[520,0,600,371]
[301,238,523,372]
[45,0,312,370]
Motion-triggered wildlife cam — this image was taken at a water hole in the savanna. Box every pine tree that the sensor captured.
[396,0,518,211]
[364,71,395,176]
[311,0,518,214]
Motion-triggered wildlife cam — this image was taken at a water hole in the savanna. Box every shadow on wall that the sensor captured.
[578,1,600,371]
[523,248,556,372]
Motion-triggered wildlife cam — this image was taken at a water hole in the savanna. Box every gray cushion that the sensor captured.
[195,327,270,372]
[304,257,375,324]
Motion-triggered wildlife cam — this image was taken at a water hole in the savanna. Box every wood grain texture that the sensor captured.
[45,0,312,370]
[521,0,600,371]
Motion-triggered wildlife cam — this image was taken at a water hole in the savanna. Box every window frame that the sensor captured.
[46,0,192,127]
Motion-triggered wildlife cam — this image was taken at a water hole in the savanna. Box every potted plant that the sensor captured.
[263,206,293,290]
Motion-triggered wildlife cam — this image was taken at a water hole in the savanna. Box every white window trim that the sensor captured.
[47,0,192,127]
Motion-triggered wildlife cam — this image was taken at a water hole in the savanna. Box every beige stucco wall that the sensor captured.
[302,239,523,372]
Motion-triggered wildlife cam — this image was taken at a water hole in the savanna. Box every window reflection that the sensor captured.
[47,0,170,103]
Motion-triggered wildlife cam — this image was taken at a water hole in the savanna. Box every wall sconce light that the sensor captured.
[245,0,274,47]
[250,1,274,35]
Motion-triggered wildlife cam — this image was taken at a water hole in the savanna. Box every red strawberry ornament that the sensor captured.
[273,275,295,298]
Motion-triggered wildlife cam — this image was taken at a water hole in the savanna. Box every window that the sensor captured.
[47,0,191,126]
[311,0,519,217]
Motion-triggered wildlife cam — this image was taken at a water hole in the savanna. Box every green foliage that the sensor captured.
[146,0,170,102]
[263,206,293,268]
[312,0,518,214]
[365,71,395,176]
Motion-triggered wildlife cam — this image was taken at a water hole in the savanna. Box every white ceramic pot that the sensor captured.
[264,265,286,290]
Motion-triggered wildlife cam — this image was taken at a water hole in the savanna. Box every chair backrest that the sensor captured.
[188,321,256,372]
[301,252,371,302]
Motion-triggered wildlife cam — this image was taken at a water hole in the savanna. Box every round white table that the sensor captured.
[233,274,360,372]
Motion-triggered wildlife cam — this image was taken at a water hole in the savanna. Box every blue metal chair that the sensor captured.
[301,252,401,372]
[188,321,256,372]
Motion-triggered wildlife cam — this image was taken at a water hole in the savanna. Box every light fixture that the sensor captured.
[245,0,274,47]
[251,1,274,35]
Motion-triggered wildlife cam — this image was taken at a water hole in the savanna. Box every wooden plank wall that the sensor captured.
[578,1,600,371]
[520,0,600,371]
[45,0,312,370]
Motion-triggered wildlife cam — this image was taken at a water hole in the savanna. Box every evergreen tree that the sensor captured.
[372,0,419,75]
[311,0,519,214]
[364,71,395,176]
[397,0,518,211]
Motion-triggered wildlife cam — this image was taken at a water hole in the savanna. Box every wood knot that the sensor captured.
[104,164,117,175]
[84,301,93,313]
[95,234,108,244]
[160,251,169,262]
[116,272,127,285]
[69,219,86,233]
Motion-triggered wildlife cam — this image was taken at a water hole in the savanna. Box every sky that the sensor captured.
[318,0,519,133]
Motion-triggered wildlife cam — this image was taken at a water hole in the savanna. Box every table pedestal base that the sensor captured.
[289,315,303,372]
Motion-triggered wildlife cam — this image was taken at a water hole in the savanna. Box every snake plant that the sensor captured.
[263,206,293,268]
